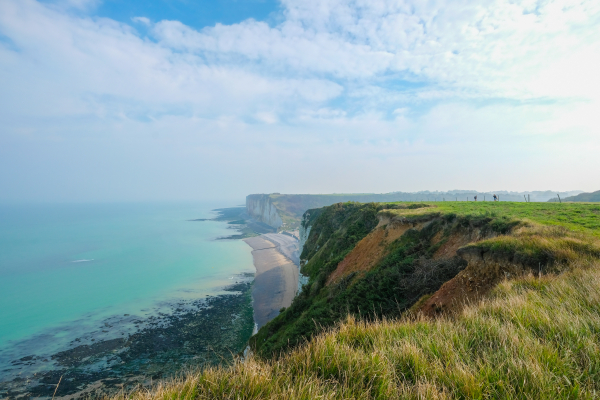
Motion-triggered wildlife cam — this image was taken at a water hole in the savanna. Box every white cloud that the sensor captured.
[255,111,278,124]
[0,0,344,124]
[146,0,600,100]
[2,0,599,120]
[0,0,599,201]
[131,16,151,26]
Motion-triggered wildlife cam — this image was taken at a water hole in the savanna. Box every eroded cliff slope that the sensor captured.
[251,201,600,357]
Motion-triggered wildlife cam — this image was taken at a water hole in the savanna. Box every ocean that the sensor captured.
[0,202,255,394]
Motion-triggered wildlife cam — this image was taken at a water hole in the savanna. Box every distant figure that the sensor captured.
[493,194,498,201]
[474,195,477,201]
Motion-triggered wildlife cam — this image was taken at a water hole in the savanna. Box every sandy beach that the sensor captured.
[244,234,299,328]
[262,233,300,265]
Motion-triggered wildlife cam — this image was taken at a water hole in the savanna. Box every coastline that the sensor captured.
[244,234,300,329]
[0,206,295,399]
[0,206,257,399]
[0,277,255,399]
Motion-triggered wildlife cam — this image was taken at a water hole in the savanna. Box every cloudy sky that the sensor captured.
[1,0,599,202]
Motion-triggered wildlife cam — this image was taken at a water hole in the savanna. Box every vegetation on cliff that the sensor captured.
[250,202,383,355]
[252,201,600,357]
[110,201,600,399]
[251,202,458,356]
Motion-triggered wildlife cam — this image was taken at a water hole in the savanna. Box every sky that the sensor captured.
[0,0,599,202]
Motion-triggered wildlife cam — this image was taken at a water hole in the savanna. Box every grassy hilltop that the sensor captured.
[112,201,600,400]
[118,267,600,399]
[421,201,600,235]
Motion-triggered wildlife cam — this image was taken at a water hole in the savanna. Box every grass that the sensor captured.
[382,202,600,273]
[469,224,600,268]
[109,262,600,399]
[421,201,600,236]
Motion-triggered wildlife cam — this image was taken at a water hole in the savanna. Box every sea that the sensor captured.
[0,202,255,394]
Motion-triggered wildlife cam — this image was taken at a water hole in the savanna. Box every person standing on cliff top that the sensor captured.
[474,195,478,201]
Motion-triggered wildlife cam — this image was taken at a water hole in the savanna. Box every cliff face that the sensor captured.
[251,201,600,357]
[298,217,311,261]
[246,194,283,230]
[298,207,325,264]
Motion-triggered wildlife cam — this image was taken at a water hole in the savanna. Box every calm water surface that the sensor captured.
[0,202,253,369]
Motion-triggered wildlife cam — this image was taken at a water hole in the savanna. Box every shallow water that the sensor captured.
[0,202,254,378]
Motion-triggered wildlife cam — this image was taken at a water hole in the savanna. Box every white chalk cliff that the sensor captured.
[246,194,283,230]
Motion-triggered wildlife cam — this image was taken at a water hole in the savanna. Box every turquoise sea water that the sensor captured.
[0,202,254,367]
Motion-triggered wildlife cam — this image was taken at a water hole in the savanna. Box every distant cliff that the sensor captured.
[246,194,284,230]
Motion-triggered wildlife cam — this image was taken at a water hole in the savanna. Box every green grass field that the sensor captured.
[398,201,600,236]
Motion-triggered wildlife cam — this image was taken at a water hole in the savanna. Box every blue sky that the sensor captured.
[94,0,280,30]
[0,0,599,202]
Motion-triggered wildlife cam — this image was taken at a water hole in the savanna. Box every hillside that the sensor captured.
[549,190,600,203]
[112,201,600,399]
[251,201,600,357]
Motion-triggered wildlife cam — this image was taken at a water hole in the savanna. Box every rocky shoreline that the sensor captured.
[0,206,280,399]
[0,277,254,399]
[189,206,276,240]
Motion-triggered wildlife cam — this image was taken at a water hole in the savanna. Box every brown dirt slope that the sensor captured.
[326,205,600,320]
[432,226,489,259]
[419,223,600,317]
[419,246,536,317]
[327,213,494,287]
[326,220,417,285]
[419,228,500,316]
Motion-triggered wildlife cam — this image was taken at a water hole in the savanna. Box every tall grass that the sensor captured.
[110,263,600,400]
[465,223,600,270]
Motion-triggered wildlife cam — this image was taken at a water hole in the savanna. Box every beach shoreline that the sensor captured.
[0,277,256,399]
[244,234,300,329]
[0,205,258,399]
